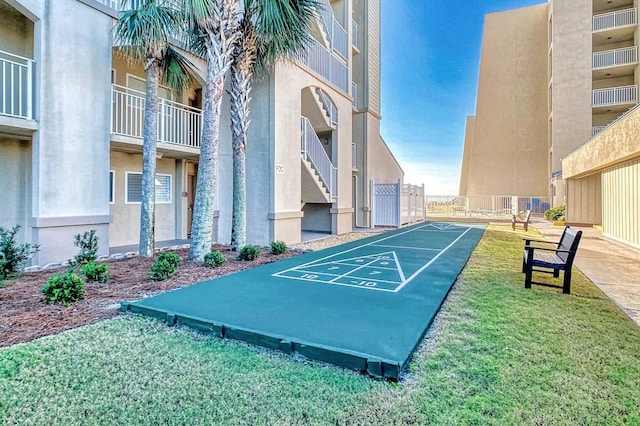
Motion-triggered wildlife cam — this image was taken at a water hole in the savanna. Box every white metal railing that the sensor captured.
[301,116,337,198]
[317,0,348,60]
[0,50,34,120]
[111,84,202,148]
[593,8,638,31]
[303,38,348,92]
[592,125,607,136]
[352,143,357,168]
[352,19,358,48]
[592,85,638,106]
[593,46,638,69]
[315,88,338,125]
[351,82,358,108]
[425,195,551,218]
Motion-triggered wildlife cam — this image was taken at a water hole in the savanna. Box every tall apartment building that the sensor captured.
[459,0,640,250]
[0,0,403,264]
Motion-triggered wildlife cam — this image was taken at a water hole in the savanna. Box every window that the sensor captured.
[125,172,172,204]
[109,170,115,204]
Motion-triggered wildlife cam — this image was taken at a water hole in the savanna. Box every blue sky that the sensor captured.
[380,0,545,194]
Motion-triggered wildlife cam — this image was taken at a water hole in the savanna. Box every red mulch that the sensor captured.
[0,246,299,348]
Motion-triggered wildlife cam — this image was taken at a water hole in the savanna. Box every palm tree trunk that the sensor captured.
[139,60,160,258]
[229,57,251,250]
[189,60,226,261]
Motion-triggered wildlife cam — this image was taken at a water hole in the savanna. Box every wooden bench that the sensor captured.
[522,227,582,294]
[512,209,532,231]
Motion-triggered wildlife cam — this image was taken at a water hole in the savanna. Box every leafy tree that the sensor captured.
[114,0,192,257]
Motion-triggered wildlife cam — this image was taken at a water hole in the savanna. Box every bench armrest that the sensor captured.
[523,238,560,245]
[524,246,575,254]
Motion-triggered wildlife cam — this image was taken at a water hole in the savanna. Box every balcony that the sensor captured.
[352,20,358,49]
[111,84,202,149]
[318,0,348,60]
[0,50,34,120]
[592,85,638,107]
[302,38,348,93]
[593,8,637,32]
[352,82,358,108]
[593,46,638,69]
[352,143,357,169]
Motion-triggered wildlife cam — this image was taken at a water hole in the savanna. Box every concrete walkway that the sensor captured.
[532,218,640,326]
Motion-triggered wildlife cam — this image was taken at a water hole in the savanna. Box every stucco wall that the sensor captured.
[465,4,549,197]
[0,1,33,58]
[109,151,178,247]
[0,139,31,243]
[459,116,475,196]
[549,0,593,174]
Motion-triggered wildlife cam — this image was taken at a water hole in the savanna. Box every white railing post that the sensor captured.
[26,59,33,119]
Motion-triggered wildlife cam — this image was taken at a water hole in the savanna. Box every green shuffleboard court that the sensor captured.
[121,222,486,380]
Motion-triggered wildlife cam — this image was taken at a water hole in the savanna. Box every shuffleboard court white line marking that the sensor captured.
[273,224,431,275]
[392,226,473,293]
[392,251,406,282]
[276,275,397,292]
[291,268,403,285]
[370,244,442,251]
[329,257,389,283]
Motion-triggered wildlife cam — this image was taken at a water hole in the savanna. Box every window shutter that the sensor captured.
[126,173,143,203]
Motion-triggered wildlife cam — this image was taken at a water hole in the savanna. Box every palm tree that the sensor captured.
[183,0,241,261]
[229,0,319,249]
[114,0,192,257]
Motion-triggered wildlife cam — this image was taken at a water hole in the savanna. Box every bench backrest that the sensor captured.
[524,210,532,222]
[557,227,582,264]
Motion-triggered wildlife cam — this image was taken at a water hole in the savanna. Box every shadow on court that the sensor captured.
[121,222,486,380]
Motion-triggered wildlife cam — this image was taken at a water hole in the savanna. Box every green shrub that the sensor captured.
[0,225,40,282]
[72,230,99,265]
[544,205,566,221]
[41,270,85,306]
[149,252,182,281]
[81,260,111,283]
[204,251,226,268]
[237,245,261,261]
[270,240,288,255]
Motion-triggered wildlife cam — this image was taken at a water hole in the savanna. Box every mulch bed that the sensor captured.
[0,246,299,348]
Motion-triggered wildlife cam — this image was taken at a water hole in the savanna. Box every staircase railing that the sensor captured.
[301,116,337,198]
[317,0,348,60]
[315,88,338,125]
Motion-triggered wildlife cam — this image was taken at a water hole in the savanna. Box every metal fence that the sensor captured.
[425,195,551,218]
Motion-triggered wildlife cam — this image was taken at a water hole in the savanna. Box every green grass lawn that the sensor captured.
[1,225,639,425]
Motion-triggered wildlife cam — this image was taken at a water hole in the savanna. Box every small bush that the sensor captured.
[41,270,85,306]
[72,230,99,265]
[544,205,566,221]
[204,251,226,268]
[237,245,261,261]
[149,252,182,281]
[0,225,40,281]
[81,260,111,283]
[270,240,288,255]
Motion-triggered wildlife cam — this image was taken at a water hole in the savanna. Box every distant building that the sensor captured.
[460,0,640,250]
[0,0,403,264]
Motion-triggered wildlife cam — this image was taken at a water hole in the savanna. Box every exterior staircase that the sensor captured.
[301,116,337,203]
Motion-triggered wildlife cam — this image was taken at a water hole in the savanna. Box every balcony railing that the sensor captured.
[352,82,358,108]
[352,20,358,48]
[318,0,348,60]
[593,8,638,31]
[0,50,34,120]
[301,116,337,198]
[592,85,638,107]
[302,38,348,92]
[111,84,202,148]
[593,46,638,69]
[592,126,607,136]
[352,143,357,168]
